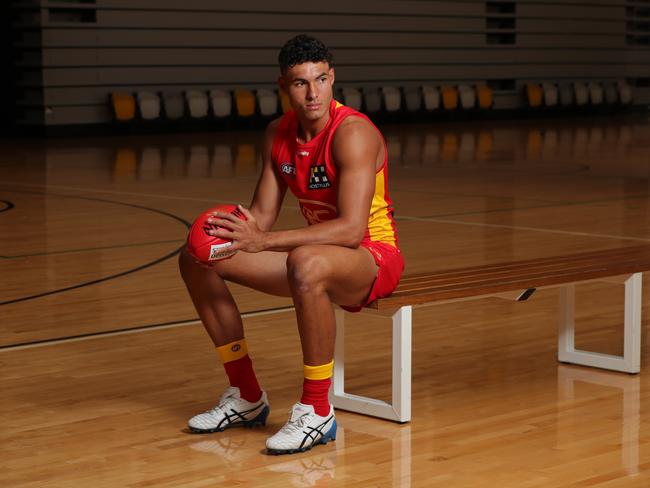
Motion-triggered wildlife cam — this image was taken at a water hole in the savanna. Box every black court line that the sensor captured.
[0,306,295,350]
[400,192,650,221]
[0,200,15,213]
[0,188,191,307]
[1,239,184,259]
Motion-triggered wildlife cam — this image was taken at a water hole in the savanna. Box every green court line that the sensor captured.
[1,239,184,259]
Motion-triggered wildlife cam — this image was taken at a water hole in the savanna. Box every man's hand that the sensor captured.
[206,205,267,253]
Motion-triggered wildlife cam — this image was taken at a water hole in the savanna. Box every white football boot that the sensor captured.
[266,403,337,455]
[188,386,269,433]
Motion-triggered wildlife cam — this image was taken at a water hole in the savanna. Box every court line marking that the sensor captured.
[397,215,650,243]
[1,180,564,209]
[4,182,650,244]
[0,188,190,306]
[0,200,15,213]
[1,239,184,259]
[0,306,295,352]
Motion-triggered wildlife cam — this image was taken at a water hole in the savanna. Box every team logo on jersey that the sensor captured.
[308,164,331,190]
[280,162,296,177]
[299,199,338,224]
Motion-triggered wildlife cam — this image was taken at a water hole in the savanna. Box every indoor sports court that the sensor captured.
[2,1,650,487]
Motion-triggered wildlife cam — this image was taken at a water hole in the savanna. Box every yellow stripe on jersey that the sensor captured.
[368,168,397,246]
[334,100,343,109]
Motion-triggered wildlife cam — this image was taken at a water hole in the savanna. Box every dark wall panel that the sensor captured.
[9,0,650,125]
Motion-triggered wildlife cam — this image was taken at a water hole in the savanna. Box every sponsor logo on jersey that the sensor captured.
[231,344,241,353]
[308,164,331,190]
[280,162,296,177]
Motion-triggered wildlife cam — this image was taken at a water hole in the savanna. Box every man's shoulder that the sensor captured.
[332,113,381,145]
[263,115,286,142]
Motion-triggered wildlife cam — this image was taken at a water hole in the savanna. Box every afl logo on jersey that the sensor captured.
[308,164,331,190]
[280,162,296,177]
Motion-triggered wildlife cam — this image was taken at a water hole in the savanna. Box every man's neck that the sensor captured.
[296,109,330,143]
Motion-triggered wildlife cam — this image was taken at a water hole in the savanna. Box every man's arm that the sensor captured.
[210,117,380,252]
[247,119,287,232]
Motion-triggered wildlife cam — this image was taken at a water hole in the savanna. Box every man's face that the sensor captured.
[280,62,335,122]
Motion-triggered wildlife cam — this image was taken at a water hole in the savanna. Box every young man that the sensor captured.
[179,34,403,455]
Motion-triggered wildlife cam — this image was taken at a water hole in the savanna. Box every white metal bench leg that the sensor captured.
[331,305,412,422]
[558,273,641,373]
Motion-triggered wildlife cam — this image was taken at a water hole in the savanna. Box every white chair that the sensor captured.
[188,145,210,177]
[422,133,440,163]
[256,89,277,116]
[163,93,185,119]
[422,86,440,111]
[136,91,160,120]
[573,82,589,106]
[617,80,633,104]
[458,84,476,109]
[559,84,574,106]
[209,89,232,117]
[185,90,209,118]
[604,83,618,104]
[362,87,382,113]
[382,86,401,112]
[588,82,604,105]
[542,82,558,107]
[458,132,475,161]
[404,86,422,112]
[139,147,162,180]
[341,87,362,111]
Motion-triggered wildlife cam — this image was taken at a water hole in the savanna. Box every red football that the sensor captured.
[186,204,246,263]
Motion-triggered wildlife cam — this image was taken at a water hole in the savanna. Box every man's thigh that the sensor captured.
[294,244,378,307]
[206,249,292,297]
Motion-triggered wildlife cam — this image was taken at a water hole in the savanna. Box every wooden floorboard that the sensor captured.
[2,115,650,486]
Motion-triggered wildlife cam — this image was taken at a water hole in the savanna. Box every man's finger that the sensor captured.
[237,205,255,221]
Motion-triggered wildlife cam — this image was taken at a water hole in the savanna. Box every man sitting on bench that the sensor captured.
[179,34,405,454]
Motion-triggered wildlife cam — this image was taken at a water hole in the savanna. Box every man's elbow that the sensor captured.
[343,225,366,248]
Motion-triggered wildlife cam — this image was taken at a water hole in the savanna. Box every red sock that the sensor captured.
[217,339,261,402]
[223,355,262,402]
[300,377,332,416]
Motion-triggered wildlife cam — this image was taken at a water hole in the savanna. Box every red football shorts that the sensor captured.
[341,240,405,313]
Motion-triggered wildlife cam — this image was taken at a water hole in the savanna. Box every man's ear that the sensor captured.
[278,75,287,93]
[329,68,335,86]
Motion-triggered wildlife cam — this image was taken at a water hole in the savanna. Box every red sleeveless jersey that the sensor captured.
[271,99,399,248]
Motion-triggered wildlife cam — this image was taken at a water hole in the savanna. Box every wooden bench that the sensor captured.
[331,246,650,423]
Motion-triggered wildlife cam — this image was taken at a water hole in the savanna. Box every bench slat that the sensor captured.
[371,246,650,310]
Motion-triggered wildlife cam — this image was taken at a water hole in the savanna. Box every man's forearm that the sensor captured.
[262,219,364,252]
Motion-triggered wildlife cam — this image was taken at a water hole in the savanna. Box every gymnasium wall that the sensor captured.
[10,0,650,126]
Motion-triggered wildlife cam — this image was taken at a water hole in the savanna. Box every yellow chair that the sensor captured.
[441,133,459,162]
[526,129,543,160]
[111,92,135,121]
[113,148,137,180]
[441,86,458,110]
[234,89,255,117]
[279,91,292,113]
[476,131,493,161]
[526,83,543,107]
[235,144,257,175]
[477,85,494,109]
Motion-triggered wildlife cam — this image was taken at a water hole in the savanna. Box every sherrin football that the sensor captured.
[186,204,246,263]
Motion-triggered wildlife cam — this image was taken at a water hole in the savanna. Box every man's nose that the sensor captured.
[307,82,318,100]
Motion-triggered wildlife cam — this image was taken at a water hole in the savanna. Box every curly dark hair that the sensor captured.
[278,34,333,73]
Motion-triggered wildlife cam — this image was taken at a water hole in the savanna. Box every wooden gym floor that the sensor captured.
[2,113,650,487]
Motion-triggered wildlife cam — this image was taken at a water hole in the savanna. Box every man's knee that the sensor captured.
[286,246,331,293]
[179,248,227,280]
